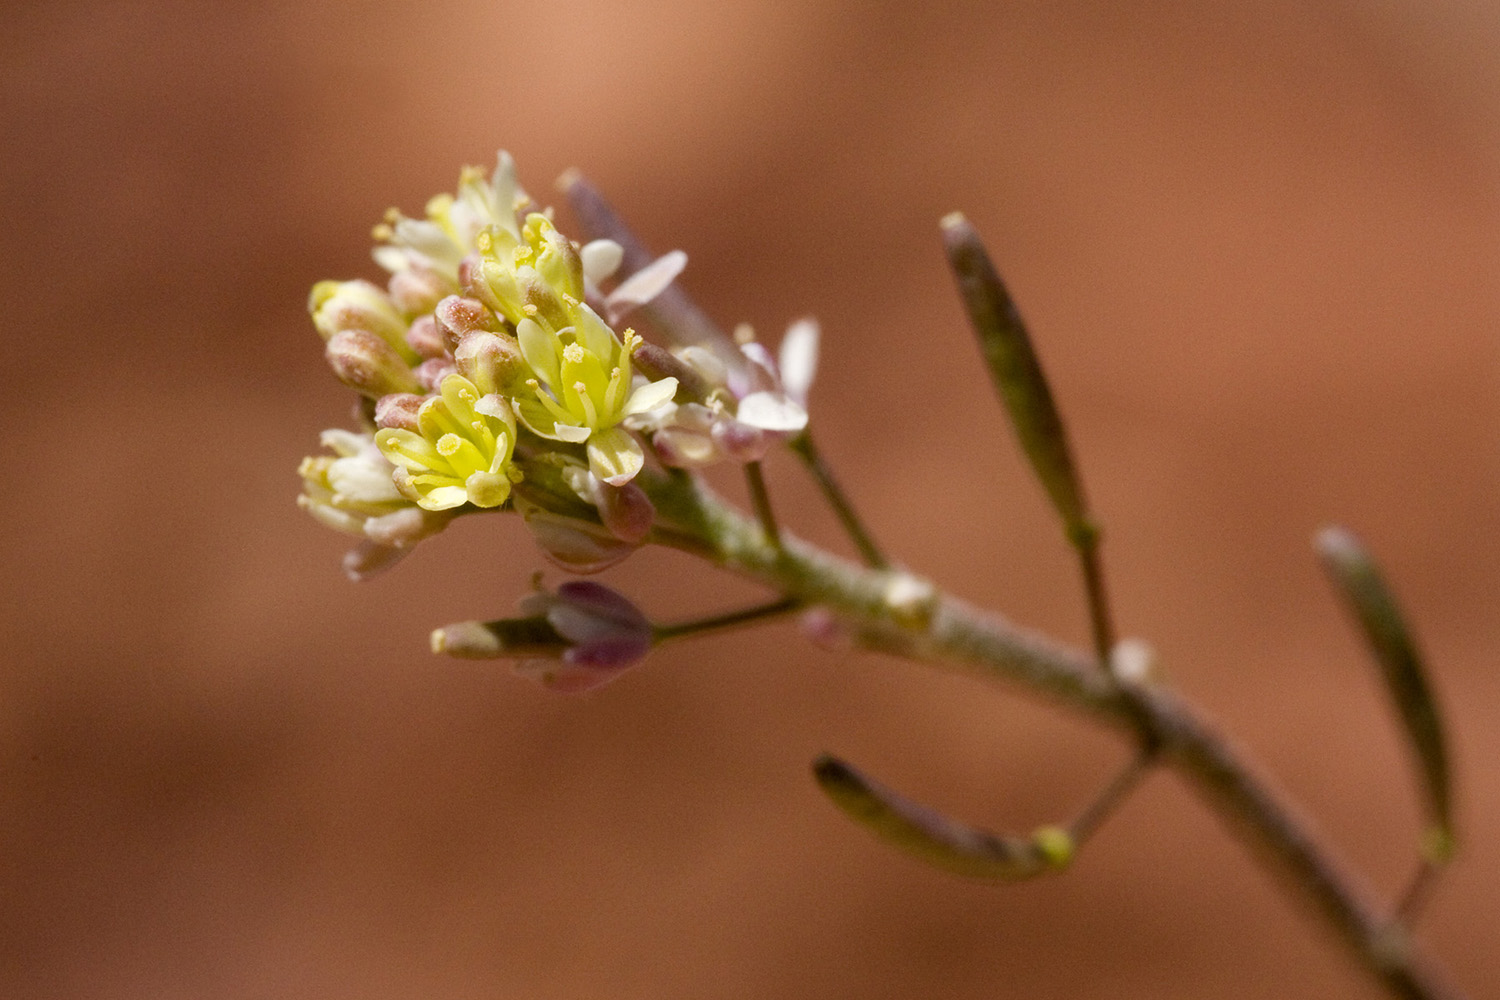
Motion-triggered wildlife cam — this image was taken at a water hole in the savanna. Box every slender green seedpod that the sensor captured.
[1315,525,1455,861]
[813,755,1070,880]
[941,213,1115,665]
[940,213,1091,535]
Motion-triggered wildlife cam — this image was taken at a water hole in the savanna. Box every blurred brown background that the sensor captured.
[3,1,1497,997]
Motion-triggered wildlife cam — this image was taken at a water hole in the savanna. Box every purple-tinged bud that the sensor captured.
[373,392,423,432]
[516,497,637,573]
[388,267,450,317]
[325,329,424,398]
[595,480,655,543]
[710,416,768,463]
[405,315,448,359]
[432,581,654,694]
[413,357,458,393]
[515,581,654,693]
[435,295,502,352]
[454,331,528,396]
[801,607,852,651]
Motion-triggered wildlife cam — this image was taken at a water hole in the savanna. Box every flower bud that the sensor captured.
[413,356,458,393]
[432,581,654,694]
[404,315,448,359]
[325,329,424,398]
[388,266,449,317]
[710,416,768,463]
[632,341,713,402]
[454,331,528,396]
[309,279,412,356]
[515,496,637,573]
[595,480,655,544]
[373,392,423,431]
[435,295,502,352]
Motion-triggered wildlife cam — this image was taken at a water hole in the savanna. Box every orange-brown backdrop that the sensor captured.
[3,2,1497,998]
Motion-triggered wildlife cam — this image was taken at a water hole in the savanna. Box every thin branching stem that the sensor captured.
[790,430,888,568]
[1394,859,1443,928]
[1068,749,1154,847]
[639,468,1466,1000]
[1070,522,1116,669]
[654,597,803,642]
[744,461,781,548]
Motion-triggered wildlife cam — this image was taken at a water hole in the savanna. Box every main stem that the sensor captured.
[643,470,1463,1000]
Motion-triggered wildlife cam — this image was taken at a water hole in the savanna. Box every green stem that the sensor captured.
[1068,750,1154,847]
[1394,859,1443,928]
[1069,520,1116,669]
[638,468,1464,1000]
[654,597,802,642]
[790,430,888,568]
[744,460,781,548]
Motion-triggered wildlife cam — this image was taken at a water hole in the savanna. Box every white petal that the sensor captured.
[621,377,678,418]
[736,391,808,432]
[587,427,645,486]
[605,250,686,323]
[319,428,369,457]
[372,246,410,273]
[572,302,618,361]
[517,318,561,390]
[552,422,593,444]
[329,456,404,504]
[739,341,778,393]
[491,151,520,238]
[580,240,624,283]
[778,318,819,406]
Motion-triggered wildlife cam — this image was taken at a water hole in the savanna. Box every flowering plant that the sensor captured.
[299,153,1463,1000]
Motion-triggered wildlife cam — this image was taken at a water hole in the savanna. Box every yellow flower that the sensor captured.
[514,317,677,486]
[476,212,583,329]
[373,152,523,285]
[376,374,522,511]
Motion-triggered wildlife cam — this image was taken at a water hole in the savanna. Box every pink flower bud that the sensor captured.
[373,392,423,431]
[325,329,424,398]
[413,357,458,393]
[435,295,501,352]
[404,315,448,359]
[388,267,449,317]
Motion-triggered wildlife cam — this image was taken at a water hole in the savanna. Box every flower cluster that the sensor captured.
[298,151,821,582]
[296,148,823,699]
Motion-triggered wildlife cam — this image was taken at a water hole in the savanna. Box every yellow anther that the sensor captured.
[562,342,586,364]
[437,433,462,457]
